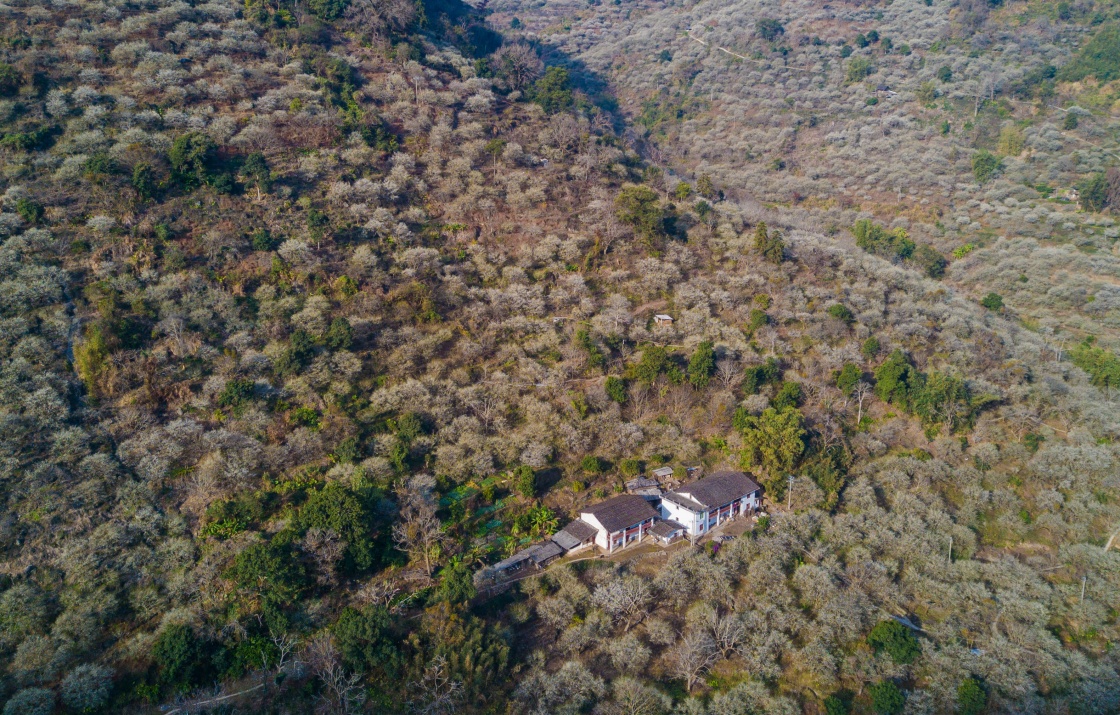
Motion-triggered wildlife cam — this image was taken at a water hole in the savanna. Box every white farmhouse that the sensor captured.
[579,494,660,554]
[660,470,761,538]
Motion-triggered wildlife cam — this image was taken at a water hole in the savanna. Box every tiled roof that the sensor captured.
[672,470,760,509]
[648,520,686,538]
[552,519,598,550]
[581,494,659,533]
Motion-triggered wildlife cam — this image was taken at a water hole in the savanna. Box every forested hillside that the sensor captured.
[0,0,1117,714]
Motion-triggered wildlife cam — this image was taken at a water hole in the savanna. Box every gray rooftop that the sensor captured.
[581,494,659,533]
[670,470,760,510]
[552,519,597,550]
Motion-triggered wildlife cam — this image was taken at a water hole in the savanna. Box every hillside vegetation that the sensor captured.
[0,0,1117,714]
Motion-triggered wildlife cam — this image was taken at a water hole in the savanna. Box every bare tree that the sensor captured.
[409,656,464,715]
[393,493,447,578]
[490,44,544,91]
[601,676,671,715]
[304,634,366,715]
[853,381,872,425]
[715,358,743,391]
[667,630,718,693]
[302,527,345,587]
[708,613,746,659]
[591,576,653,632]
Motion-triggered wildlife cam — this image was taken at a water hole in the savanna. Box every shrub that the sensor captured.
[936,65,952,82]
[914,244,947,278]
[227,542,306,608]
[580,455,604,474]
[2,688,54,715]
[14,198,43,225]
[845,57,874,83]
[980,292,1003,311]
[217,378,255,408]
[332,605,398,678]
[997,126,1025,157]
[971,150,1002,184]
[867,619,921,664]
[1058,24,1120,82]
[60,664,114,711]
[852,220,914,259]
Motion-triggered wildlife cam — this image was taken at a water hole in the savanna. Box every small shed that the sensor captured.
[651,466,675,480]
[653,314,674,327]
[552,519,597,554]
[625,476,662,501]
[648,519,687,546]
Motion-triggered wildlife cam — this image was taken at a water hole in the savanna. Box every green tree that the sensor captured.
[1077,172,1110,212]
[936,65,952,82]
[227,542,306,609]
[15,198,43,225]
[835,363,861,394]
[980,292,1003,311]
[756,18,785,42]
[846,57,874,83]
[743,357,781,394]
[325,316,353,350]
[827,303,854,324]
[332,605,398,680]
[957,677,987,715]
[532,66,574,113]
[514,465,537,497]
[580,455,604,475]
[867,620,921,664]
[217,378,255,408]
[605,376,628,403]
[0,63,20,96]
[911,371,971,430]
[300,483,378,570]
[771,381,802,410]
[861,336,880,360]
[152,624,206,692]
[753,222,785,264]
[630,346,682,385]
[696,173,717,199]
[852,219,914,259]
[733,407,806,495]
[1057,24,1120,83]
[436,557,477,604]
[308,0,348,19]
[688,341,715,389]
[673,182,692,200]
[971,150,1002,184]
[131,162,159,201]
[869,681,905,715]
[168,132,220,190]
[615,185,666,248]
[241,151,271,199]
[873,350,918,409]
[914,244,947,278]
